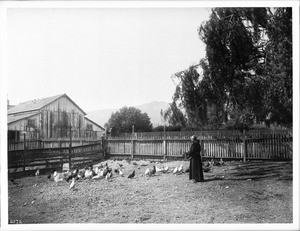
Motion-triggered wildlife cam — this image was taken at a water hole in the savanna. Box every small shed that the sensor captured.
[84,117,105,139]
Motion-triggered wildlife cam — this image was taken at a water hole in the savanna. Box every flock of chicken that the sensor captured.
[43,161,189,191]
[40,157,225,191]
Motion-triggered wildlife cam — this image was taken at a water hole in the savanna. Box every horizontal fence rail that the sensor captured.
[107,129,292,160]
[8,139,100,151]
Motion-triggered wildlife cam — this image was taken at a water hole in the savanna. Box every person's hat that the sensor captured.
[190,135,197,141]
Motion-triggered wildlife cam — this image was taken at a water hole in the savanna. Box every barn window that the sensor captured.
[86,124,93,131]
[28,119,36,128]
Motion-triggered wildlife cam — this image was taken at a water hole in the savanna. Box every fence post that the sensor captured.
[243,130,247,162]
[163,139,167,160]
[45,149,48,168]
[69,128,72,169]
[23,133,26,174]
[131,139,135,159]
[102,136,107,158]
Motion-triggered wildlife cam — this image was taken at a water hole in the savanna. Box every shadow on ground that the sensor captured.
[224,161,293,182]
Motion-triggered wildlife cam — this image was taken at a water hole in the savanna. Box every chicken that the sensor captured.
[203,160,210,168]
[35,169,40,177]
[145,168,150,176]
[76,169,85,180]
[53,171,64,185]
[173,167,178,174]
[92,174,103,180]
[214,160,221,166]
[84,169,93,179]
[107,166,112,174]
[203,166,211,172]
[145,165,156,177]
[119,169,124,177]
[155,165,163,173]
[178,164,183,173]
[219,158,225,166]
[92,166,105,180]
[162,165,169,173]
[102,167,108,177]
[69,178,75,190]
[106,171,112,181]
[98,168,105,177]
[128,170,135,179]
[149,165,156,176]
[66,168,79,182]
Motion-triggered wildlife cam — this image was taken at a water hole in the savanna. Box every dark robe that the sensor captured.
[188,140,204,182]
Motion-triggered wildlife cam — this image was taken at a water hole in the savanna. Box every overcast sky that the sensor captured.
[7,7,211,111]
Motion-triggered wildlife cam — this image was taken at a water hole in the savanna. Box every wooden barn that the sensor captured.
[7,94,105,142]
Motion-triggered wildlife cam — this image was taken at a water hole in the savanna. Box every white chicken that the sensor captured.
[84,169,93,179]
[92,173,103,180]
[178,164,183,173]
[119,169,124,177]
[99,169,105,177]
[69,178,75,190]
[35,169,40,177]
[53,171,64,185]
[155,165,163,173]
[173,167,178,174]
[163,165,169,173]
[94,166,99,175]
[145,168,150,176]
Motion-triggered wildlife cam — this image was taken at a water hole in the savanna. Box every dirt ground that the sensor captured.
[8,159,293,224]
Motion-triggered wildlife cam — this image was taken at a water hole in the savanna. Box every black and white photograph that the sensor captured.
[0,1,299,230]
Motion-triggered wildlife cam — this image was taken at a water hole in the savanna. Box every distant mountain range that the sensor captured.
[86,101,170,128]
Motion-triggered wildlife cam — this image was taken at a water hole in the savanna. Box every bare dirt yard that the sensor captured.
[8,159,293,224]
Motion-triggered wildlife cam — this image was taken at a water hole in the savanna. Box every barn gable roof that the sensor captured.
[85,117,105,131]
[7,94,86,116]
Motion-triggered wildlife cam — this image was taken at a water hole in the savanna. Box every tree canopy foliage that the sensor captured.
[165,7,292,130]
[105,106,153,136]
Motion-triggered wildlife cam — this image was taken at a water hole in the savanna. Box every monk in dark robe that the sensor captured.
[188,135,204,183]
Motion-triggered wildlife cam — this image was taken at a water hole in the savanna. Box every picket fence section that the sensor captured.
[107,129,292,160]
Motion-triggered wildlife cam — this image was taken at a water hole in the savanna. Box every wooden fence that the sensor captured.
[107,129,292,160]
[8,142,104,176]
[7,129,293,177]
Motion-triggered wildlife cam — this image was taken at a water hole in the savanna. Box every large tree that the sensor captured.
[161,101,187,128]
[262,8,292,126]
[168,7,292,129]
[106,106,152,136]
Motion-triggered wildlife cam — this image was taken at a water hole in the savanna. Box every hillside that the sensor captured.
[87,101,170,127]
